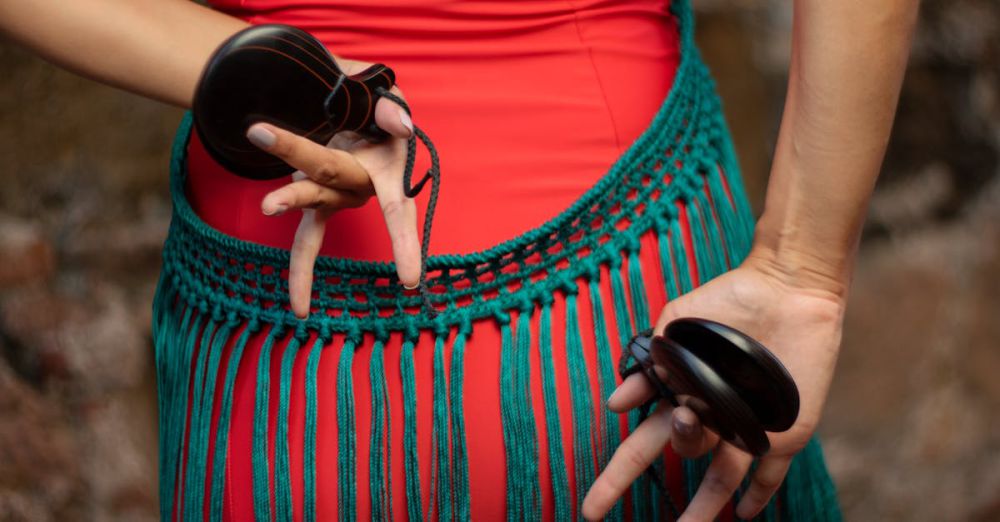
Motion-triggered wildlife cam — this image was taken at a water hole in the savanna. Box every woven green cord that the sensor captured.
[156,303,190,522]
[695,191,727,278]
[303,335,325,522]
[337,336,358,522]
[587,279,624,522]
[626,249,651,332]
[210,323,255,522]
[686,199,713,286]
[449,325,472,522]
[538,304,571,521]
[185,318,231,521]
[657,227,681,301]
[369,339,390,522]
[400,338,423,522]
[705,166,740,268]
[430,332,452,522]
[498,314,518,521]
[670,219,695,293]
[253,324,282,522]
[172,311,206,519]
[274,331,304,522]
[564,293,596,521]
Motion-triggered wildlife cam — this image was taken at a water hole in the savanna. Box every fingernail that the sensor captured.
[263,204,288,216]
[403,281,419,290]
[606,387,621,407]
[673,416,695,436]
[398,111,413,135]
[247,126,276,149]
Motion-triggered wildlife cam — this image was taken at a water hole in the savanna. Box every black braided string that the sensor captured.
[374,86,441,316]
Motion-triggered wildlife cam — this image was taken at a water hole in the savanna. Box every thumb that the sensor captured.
[374,88,414,139]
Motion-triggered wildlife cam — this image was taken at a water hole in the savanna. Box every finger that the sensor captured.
[653,298,685,335]
[670,406,720,458]
[369,156,421,288]
[581,403,673,521]
[606,372,656,412]
[678,444,753,522]
[261,177,367,215]
[734,455,792,519]
[246,123,372,192]
[374,86,413,139]
[287,208,330,319]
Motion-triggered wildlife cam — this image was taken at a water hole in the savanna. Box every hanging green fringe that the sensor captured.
[782,438,843,521]
[499,306,542,521]
[563,291,597,521]
[694,189,728,276]
[538,302,571,521]
[587,278,624,522]
[303,333,326,522]
[656,218,682,302]
[209,321,254,521]
[429,326,452,522]
[669,218,695,293]
[449,321,472,521]
[253,324,284,522]
[369,337,392,522]
[184,312,232,521]
[172,310,207,519]
[338,334,359,522]
[155,299,190,522]
[275,327,307,522]
[401,335,423,522]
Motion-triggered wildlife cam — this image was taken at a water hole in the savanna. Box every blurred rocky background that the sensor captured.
[0,0,996,520]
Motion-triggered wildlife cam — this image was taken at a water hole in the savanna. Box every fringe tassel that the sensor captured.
[429,328,452,522]
[704,165,744,265]
[538,302,571,521]
[626,249,652,332]
[669,218,695,293]
[303,334,326,522]
[210,322,255,521]
[449,321,472,521]
[154,299,189,522]
[656,222,682,301]
[369,338,392,522]
[274,328,307,522]
[338,334,359,522]
[253,324,284,522]
[184,313,231,521]
[587,279,624,521]
[686,196,715,284]
[563,292,597,520]
[694,190,728,276]
[171,310,206,520]
[401,336,424,522]
[499,306,541,521]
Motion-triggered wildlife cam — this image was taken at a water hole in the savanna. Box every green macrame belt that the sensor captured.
[151,0,842,520]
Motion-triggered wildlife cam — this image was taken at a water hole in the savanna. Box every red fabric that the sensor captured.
[177,1,729,520]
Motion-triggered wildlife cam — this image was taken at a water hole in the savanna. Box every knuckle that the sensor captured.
[380,199,406,218]
[701,470,737,496]
[618,442,653,471]
[313,162,339,185]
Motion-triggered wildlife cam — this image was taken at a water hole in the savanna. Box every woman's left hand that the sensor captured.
[581,253,847,521]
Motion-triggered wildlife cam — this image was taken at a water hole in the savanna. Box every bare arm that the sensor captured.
[750,0,920,298]
[0,0,248,107]
[584,1,920,520]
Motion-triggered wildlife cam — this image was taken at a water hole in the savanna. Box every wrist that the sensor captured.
[742,231,855,305]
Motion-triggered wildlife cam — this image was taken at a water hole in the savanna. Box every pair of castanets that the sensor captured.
[620,318,799,456]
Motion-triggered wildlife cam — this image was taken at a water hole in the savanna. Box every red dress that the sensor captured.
[184,1,699,520]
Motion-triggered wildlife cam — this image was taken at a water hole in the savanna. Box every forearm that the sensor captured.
[749,0,919,299]
[0,0,248,107]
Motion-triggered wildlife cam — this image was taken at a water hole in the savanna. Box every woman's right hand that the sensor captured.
[245,66,419,319]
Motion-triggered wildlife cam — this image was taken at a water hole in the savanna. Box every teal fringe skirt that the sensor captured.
[151,0,842,519]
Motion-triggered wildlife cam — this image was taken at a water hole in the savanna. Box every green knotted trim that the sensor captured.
[538,302,571,521]
[400,336,423,522]
[427,326,452,522]
[587,278,624,522]
[171,309,206,519]
[210,321,257,522]
[253,324,285,522]
[449,320,472,522]
[563,290,597,520]
[369,337,392,522]
[275,326,307,522]
[185,312,235,521]
[338,333,359,522]
[499,306,542,521]
[303,332,326,522]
